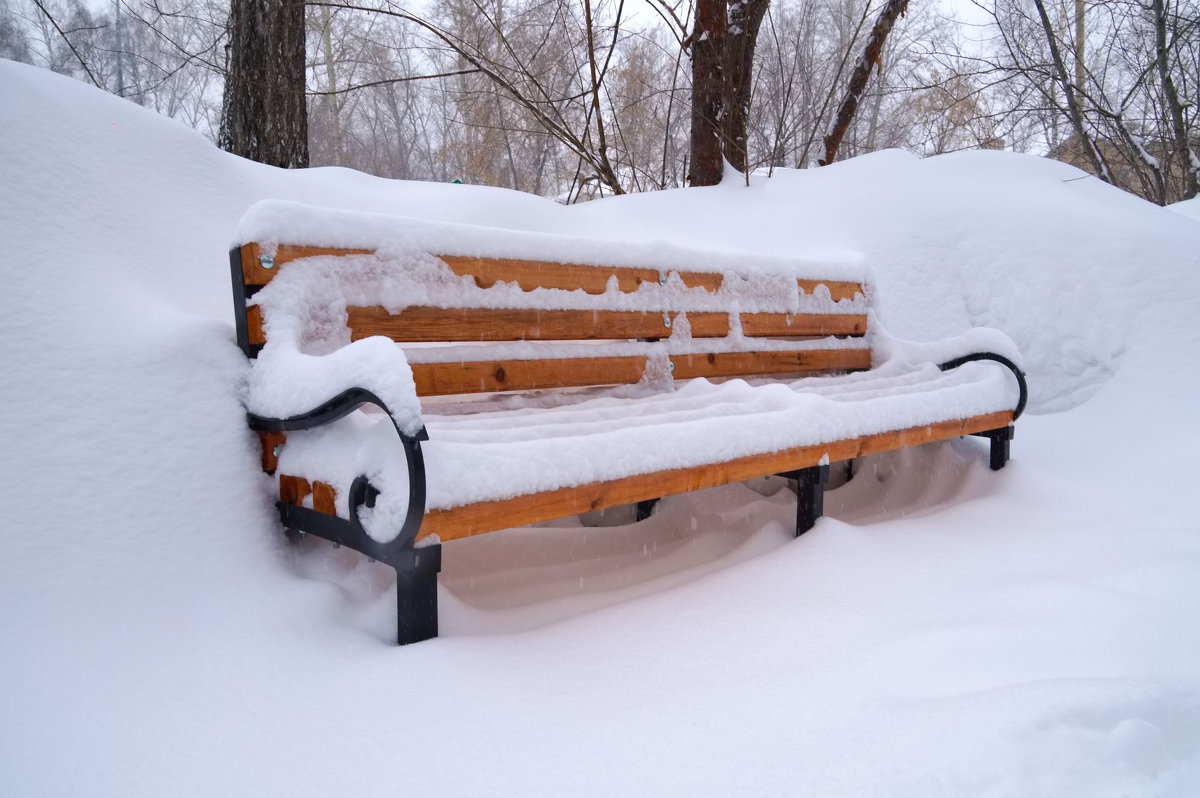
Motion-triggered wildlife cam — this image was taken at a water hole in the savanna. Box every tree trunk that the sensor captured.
[820,0,908,166]
[1152,0,1198,200]
[1073,0,1085,95]
[722,0,769,174]
[689,0,726,186]
[319,4,341,167]
[583,0,624,194]
[220,0,309,168]
[1030,0,1110,184]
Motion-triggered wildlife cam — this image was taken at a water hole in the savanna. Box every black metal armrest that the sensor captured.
[938,351,1028,421]
[247,387,429,559]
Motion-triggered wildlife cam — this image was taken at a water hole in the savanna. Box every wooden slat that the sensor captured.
[249,304,867,348]
[416,410,1014,541]
[409,348,871,396]
[240,243,373,287]
[279,474,311,506]
[239,243,270,287]
[437,254,724,294]
[241,243,866,302]
[312,481,337,515]
[739,312,866,337]
[346,306,866,343]
[411,356,647,395]
[247,304,266,346]
[797,278,863,302]
[670,349,872,380]
[346,306,728,342]
[441,257,866,302]
[258,430,286,473]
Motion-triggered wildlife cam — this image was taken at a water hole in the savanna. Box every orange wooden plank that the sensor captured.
[312,481,337,515]
[409,348,870,396]
[346,306,729,342]
[345,306,867,343]
[739,312,866,337]
[258,430,286,474]
[247,304,266,346]
[437,254,724,294]
[669,349,872,381]
[279,474,311,507]
[797,278,863,302]
[410,356,648,395]
[253,304,866,348]
[240,243,372,288]
[241,243,867,305]
[417,410,1014,541]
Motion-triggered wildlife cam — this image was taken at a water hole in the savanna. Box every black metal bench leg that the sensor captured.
[393,544,442,645]
[793,464,830,536]
[977,426,1015,470]
[636,499,659,521]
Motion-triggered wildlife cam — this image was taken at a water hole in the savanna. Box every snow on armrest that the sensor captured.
[872,325,1024,372]
[247,336,424,438]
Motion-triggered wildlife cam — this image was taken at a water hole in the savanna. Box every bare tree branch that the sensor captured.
[29,0,102,87]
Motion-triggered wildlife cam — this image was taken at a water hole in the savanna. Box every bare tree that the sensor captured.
[683,0,773,184]
[1152,0,1199,198]
[976,0,1198,202]
[313,0,630,194]
[0,2,35,63]
[1029,0,1110,181]
[723,0,771,173]
[820,0,909,165]
[27,0,102,86]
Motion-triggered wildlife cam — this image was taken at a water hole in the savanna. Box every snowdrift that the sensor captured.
[2,59,1199,795]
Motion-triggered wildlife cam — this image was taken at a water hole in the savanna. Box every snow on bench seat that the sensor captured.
[414,357,1019,540]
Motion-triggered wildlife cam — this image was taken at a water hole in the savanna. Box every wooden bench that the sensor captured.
[230,204,1026,645]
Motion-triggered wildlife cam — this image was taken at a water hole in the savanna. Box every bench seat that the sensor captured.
[424,359,1014,532]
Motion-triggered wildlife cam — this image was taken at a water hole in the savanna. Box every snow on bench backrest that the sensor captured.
[232,201,875,396]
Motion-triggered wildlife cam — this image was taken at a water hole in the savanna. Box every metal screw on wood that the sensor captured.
[259,254,275,269]
[669,361,675,372]
[663,313,672,328]
[272,443,283,458]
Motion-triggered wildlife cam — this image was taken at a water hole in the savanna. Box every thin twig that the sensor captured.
[30,0,103,87]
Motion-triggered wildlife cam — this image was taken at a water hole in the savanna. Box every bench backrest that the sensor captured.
[231,241,872,397]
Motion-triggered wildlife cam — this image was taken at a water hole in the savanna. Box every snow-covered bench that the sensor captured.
[230,201,1027,645]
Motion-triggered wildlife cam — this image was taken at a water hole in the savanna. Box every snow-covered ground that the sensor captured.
[2,59,1199,795]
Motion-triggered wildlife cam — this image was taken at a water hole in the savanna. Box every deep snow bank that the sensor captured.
[558,150,1200,412]
[2,60,1199,797]
[1169,196,1200,221]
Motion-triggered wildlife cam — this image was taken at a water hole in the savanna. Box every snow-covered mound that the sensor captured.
[2,59,1199,796]
[1169,196,1200,222]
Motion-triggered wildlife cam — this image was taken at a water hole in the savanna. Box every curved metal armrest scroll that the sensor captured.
[247,388,428,561]
[938,352,1028,421]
